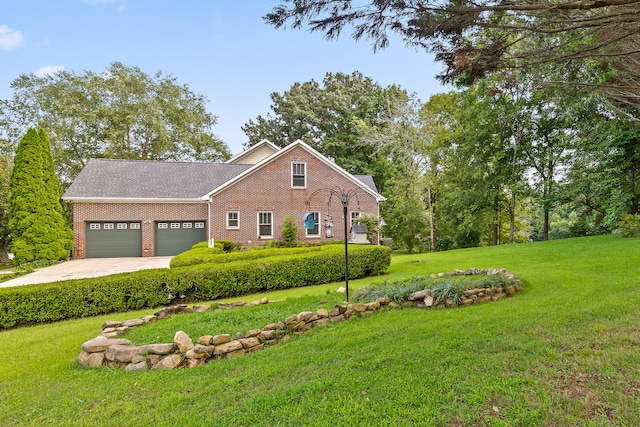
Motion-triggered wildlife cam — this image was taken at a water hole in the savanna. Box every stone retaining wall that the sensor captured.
[78,268,522,371]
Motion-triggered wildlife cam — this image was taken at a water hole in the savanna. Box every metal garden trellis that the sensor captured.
[305,186,368,302]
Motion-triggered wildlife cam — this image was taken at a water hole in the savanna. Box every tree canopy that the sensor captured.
[242,71,406,186]
[0,62,230,185]
[265,1,640,108]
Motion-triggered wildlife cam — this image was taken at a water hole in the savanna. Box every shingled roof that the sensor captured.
[63,142,382,202]
[63,159,252,201]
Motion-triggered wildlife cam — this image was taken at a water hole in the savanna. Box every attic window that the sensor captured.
[292,162,306,188]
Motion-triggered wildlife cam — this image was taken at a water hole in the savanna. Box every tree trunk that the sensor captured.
[628,168,638,215]
[427,185,437,252]
[543,208,550,241]
[509,189,516,244]
[492,193,499,246]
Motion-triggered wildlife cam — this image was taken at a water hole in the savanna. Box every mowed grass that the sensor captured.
[0,235,639,426]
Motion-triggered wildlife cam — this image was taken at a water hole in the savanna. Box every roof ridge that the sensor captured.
[88,158,227,166]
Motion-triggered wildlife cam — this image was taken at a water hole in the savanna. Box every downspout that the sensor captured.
[207,198,212,248]
[377,198,381,245]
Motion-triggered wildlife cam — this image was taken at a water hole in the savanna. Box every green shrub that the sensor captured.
[620,214,640,238]
[170,245,327,268]
[430,281,466,305]
[0,244,391,329]
[436,235,455,251]
[170,246,224,268]
[281,216,298,247]
[353,274,515,304]
[217,240,242,252]
[353,276,431,302]
[191,241,223,250]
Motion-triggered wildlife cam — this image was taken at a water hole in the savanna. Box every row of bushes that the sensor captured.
[0,244,391,329]
[170,244,325,268]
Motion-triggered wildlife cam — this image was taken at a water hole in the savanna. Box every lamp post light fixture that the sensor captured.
[306,186,365,302]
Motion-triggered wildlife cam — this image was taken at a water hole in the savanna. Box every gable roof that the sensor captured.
[225,139,280,164]
[202,140,385,202]
[62,159,252,202]
[354,175,378,194]
[63,140,384,203]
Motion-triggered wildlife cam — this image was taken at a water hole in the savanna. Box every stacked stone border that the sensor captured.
[78,268,522,371]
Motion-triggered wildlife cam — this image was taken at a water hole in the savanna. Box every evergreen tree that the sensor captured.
[8,128,73,265]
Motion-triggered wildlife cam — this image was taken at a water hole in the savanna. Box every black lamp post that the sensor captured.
[306,186,364,302]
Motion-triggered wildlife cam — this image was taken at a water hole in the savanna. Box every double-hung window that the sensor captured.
[257,211,273,238]
[227,211,239,229]
[292,162,306,188]
[350,211,361,228]
[305,211,320,237]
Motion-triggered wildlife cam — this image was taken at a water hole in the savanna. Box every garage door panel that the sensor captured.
[155,221,206,256]
[86,222,142,258]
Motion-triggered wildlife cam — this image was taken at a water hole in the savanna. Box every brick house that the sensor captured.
[62,140,384,258]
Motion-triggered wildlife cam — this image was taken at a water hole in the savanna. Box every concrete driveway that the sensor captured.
[0,257,173,288]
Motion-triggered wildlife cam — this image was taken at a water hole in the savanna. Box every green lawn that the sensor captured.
[1,235,639,426]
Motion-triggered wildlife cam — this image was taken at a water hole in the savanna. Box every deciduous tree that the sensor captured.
[242,71,405,187]
[266,1,640,108]
[0,62,230,186]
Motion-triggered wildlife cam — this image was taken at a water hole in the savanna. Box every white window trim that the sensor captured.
[195,222,205,229]
[257,211,273,239]
[305,211,321,238]
[170,223,180,229]
[226,211,240,229]
[350,211,361,228]
[130,223,141,230]
[103,223,114,230]
[291,161,306,188]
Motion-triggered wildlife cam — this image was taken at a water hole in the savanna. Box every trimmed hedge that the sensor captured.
[170,246,224,268]
[0,244,390,329]
[170,245,326,268]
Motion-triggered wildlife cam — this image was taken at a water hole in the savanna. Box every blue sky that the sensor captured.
[0,0,448,155]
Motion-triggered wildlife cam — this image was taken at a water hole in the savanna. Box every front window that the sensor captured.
[292,162,306,188]
[258,211,273,238]
[305,211,320,237]
[227,211,239,229]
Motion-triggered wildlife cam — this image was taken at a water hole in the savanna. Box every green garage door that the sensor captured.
[85,222,142,258]
[155,221,207,256]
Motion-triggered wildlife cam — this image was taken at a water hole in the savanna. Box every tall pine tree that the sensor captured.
[8,128,73,265]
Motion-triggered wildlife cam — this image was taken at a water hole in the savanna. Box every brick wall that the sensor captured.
[70,145,381,258]
[209,145,380,247]
[72,202,207,258]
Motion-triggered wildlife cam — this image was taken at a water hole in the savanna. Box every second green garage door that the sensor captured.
[155,221,207,256]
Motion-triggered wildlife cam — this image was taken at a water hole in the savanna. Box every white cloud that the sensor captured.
[0,25,23,50]
[34,65,64,77]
